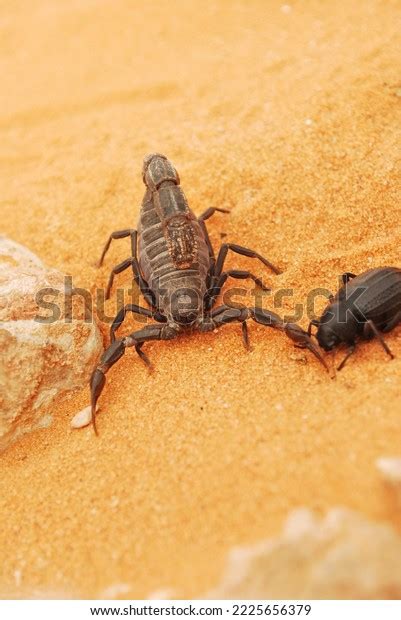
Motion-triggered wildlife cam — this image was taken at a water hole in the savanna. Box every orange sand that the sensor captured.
[1,0,401,599]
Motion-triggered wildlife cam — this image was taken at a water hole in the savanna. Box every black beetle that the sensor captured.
[309,267,401,369]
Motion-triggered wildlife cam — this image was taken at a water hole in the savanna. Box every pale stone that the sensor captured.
[376,457,401,504]
[0,237,102,451]
[206,508,401,599]
[71,405,93,429]
[376,457,401,484]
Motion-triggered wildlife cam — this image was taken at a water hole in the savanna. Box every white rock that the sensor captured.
[71,405,93,429]
[100,583,132,599]
[205,508,401,599]
[148,588,176,600]
[376,457,401,504]
[376,457,401,484]
[0,237,102,451]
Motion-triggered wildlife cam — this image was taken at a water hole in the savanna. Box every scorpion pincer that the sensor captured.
[90,153,327,433]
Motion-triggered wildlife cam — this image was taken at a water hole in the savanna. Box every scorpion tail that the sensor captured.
[90,368,106,435]
[89,339,127,435]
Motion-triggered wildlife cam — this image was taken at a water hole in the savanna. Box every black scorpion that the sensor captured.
[90,153,328,432]
[309,267,401,369]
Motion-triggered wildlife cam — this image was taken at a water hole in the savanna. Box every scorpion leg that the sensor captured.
[241,320,250,349]
[134,343,153,370]
[363,320,395,360]
[209,305,280,350]
[105,257,156,308]
[105,257,133,300]
[218,269,270,291]
[213,243,282,278]
[204,269,270,311]
[110,304,166,342]
[98,228,156,307]
[210,304,247,327]
[281,321,331,373]
[134,272,157,310]
[198,209,230,289]
[97,229,136,267]
[208,305,250,349]
[199,207,230,221]
[90,324,177,434]
[209,305,329,371]
[249,308,330,372]
[199,221,216,285]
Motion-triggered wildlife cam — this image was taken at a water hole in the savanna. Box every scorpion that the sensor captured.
[90,153,328,432]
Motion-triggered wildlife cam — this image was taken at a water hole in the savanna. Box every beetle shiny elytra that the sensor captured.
[309,267,401,369]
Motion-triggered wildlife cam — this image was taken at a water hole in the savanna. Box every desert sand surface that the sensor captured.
[1,0,401,599]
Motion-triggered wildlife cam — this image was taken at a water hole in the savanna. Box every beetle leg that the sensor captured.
[90,324,177,434]
[307,319,320,337]
[110,304,166,342]
[363,320,395,360]
[97,229,136,267]
[337,342,356,371]
[342,272,357,285]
